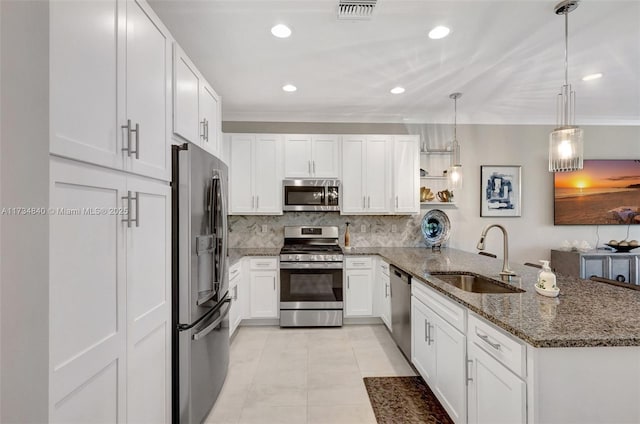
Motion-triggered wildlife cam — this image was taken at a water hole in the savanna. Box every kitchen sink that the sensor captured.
[430,272,525,294]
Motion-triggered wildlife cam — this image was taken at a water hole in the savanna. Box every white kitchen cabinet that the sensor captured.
[344,257,374,317]
[247,258,279,319]
[229,134,282,215]
[49,157,171,423]
[341,135,391,214]
[412,283,466,423]
[467,341,526,424]
[392,135,420,214]
[173,44,221,156]
[50,0,172,181]
[228,262,243,337]
[199,83,221,155]
[378,260,392,330]
[284,135,340,178]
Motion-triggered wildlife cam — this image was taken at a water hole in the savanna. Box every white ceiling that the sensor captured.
[148,0,640,125]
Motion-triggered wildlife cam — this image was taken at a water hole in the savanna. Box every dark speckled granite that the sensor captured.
[345,247,640,348]
[228,247,281,266]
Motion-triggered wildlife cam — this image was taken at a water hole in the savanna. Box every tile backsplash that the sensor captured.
[228,212,432,248]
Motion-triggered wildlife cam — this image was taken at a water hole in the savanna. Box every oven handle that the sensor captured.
[279,262,344,270]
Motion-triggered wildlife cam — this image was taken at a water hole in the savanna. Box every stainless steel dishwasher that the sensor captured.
[390,265,411,359]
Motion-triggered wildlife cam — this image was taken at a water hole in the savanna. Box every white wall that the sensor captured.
[0,1,50,422]
[223,122,640,264]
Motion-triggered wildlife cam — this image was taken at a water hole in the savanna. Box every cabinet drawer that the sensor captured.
[229,262,241,279]
[346,257,372,269]
[249,257,277,270]
[379,261,390,276]
[468,313,525,378]
[412,282,465,333]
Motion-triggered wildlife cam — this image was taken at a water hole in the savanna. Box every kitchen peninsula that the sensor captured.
[229,246,640,423]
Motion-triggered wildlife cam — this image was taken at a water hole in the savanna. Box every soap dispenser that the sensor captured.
[537,260,557,290]
[344,222,351,250]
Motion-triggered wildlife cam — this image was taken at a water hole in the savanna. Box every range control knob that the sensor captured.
[295,255,301,261]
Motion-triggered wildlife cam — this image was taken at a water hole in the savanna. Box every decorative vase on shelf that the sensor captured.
[344,222,351,250]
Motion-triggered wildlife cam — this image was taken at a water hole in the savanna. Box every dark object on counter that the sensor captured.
[420,168,427,177]
[478,251,497,258]
[524,262,543,269]
[604,243,639,253]
[590,276,640,291]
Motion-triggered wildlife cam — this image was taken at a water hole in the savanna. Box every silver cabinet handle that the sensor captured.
[121,191,139,228]
[466,359,473,383]
[255,262,271,267]
[273,278,276,291]
[313,161,316,174]
[252,195,255,209]
[368,196,371,208]
[121,119,139,159]
[477,331,501,351]
[428,322,434,345]
[233,285,238,301]
[363,196,366,208]
[396,196,399,208]
[384,283,388,298]
[308,160,311,175]
[424,319,429,343]
[205,118,209,142]
[347,276,350,289]
[201,119,206,140]
[352,261,366,266]
[256,196,259,209]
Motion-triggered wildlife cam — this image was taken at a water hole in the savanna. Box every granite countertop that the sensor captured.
[345,247,640,348]
[228,247,281,266]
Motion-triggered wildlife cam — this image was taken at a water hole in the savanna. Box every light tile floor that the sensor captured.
[205,324,416,424]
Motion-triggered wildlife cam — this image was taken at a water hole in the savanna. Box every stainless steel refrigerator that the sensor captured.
[172,143,230,424]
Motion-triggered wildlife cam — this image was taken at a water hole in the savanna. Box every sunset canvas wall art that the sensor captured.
[554,160,640,225]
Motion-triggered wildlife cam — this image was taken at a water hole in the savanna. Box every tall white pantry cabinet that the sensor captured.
[49,0,172,422]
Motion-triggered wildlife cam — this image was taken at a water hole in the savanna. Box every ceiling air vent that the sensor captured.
[337,0,377,20]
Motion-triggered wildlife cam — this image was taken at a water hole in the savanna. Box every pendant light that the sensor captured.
[448,92,463,189]
[549,0,583,172]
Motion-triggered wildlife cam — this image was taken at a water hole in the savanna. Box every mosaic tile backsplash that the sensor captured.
[228,212,431,248]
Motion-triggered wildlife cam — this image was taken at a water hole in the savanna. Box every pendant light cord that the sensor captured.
[564,10,569,87]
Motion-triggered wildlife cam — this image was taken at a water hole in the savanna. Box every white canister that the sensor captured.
[538,260,557,290]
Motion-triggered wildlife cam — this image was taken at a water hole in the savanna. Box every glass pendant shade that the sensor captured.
[549,126,583,172]
[448,137,462,189]
[549,0,583,173]
[448,92,463,189]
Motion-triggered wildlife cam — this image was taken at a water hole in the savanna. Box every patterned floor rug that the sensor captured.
[363,376,454,424]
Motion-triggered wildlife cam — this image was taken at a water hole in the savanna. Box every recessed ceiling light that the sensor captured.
[582,73,603,81]
[271,24,292,38]
[428,26,450,40]
[390,86,405,94]
[282,84,297,92]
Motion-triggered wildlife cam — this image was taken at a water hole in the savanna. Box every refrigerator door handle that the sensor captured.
[192,299,231,341]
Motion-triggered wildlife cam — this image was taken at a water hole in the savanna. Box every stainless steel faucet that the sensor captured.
[476,224,516,280]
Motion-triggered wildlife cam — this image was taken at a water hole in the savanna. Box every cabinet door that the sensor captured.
[345,269,373,317]
[124,175,171,423]
[254,135,282,214]
[311,135,340,178]
[365,136,391,213]
[284,135,312,178]
[200,84,221,156]
[467,342,526,424]
[432,312,466,423]
[249,271,278,318]
[49,158,127,423]
[125,0,171,181]
[582,256,607,279]
[229,277,241,337]
[411,297,436,382]
[393,136,420,214]
[230,135,255,214]
[173,44,201,145]
[341,136,366,214]
[50,0,122,170]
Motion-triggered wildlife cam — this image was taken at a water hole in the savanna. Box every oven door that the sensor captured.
[279,262,343,309]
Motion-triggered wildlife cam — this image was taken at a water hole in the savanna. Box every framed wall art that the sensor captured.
[480,165,522,217]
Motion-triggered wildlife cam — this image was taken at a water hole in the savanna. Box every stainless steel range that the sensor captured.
[279,226,344,327]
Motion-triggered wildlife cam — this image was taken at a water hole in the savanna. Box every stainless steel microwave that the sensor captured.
[282,179,340,212]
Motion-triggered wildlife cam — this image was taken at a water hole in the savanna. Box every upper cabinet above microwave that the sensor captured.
[284,135,340,178]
